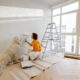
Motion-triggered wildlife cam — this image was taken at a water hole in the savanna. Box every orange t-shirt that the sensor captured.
[31,39,41,52]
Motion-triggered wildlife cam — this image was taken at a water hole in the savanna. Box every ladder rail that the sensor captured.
[41,23,62,57]
[41,24,52,55]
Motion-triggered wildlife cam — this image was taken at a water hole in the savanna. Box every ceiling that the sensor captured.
[0,0,70,8]
[39,0,69,6]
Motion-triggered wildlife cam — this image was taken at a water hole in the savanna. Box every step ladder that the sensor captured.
[41,23,60,57]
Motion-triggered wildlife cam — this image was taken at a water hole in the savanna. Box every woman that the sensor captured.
[26,33,41,61]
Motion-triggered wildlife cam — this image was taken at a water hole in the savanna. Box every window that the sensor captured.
[52,16,60,26]
[62,12,77,33]
[52,1,79,54]
[79,37,80,54]
[65,35,76,53]
[53,8,60,16]
[62,2,79,13]
[0,6,43,18]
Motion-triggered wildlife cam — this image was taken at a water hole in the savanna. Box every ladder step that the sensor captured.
[42,37,49,39]
[48,23,55,25]
[43,36,49,38]
[45,32,59,34]
[42,38,60,41]
[48,39,59,41]
[48,39,54,40]
[42,46,46,48]
[47,28,56,29]
[45,32,50,33]
[42,40,47,42]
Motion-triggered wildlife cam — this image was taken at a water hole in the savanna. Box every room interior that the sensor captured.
[0,0,80,80]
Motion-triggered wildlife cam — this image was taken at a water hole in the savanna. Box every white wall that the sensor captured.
[0,0,49,9]
[0,8,51,53]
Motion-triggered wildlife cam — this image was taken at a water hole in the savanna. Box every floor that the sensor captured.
[0,56,80,80]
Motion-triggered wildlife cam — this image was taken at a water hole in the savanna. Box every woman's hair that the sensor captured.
[32,33,38,40]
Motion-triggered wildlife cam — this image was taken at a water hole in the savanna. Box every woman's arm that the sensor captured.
[25,41,32,46]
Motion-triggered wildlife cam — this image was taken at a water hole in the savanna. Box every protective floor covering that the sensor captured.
[8,56,60,80]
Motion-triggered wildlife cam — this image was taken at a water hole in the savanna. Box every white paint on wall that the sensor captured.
[0,8,51,53]
[0,6,43,18]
